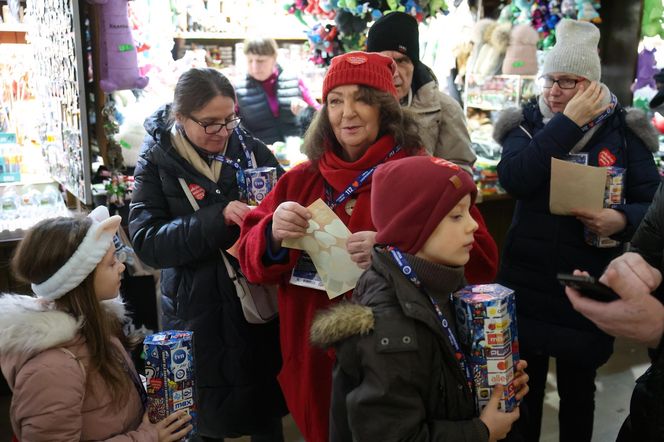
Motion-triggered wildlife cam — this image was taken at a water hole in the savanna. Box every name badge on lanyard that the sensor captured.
[290,251,326,291]
[293,145,401,290]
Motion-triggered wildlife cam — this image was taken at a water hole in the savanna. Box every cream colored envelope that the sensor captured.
[549,158,607,215]
[283,198,364,298]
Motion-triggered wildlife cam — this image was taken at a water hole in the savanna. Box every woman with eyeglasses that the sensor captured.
[128,67,287,441]
[493,19,660,442]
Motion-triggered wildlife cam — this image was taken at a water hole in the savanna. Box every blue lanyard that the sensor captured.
[579,93,617,132]
[324,145,401,209]
[387,245,474,393]
[209,127,254,170]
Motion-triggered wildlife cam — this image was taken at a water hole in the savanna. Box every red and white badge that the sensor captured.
[346,55,367,65]
[598,148,616,167]
[188,183,206,200]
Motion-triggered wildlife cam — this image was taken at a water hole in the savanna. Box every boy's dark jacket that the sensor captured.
[311,248,489,442]
[493,102,661,365]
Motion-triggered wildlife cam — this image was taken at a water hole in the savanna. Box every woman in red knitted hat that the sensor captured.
[236,51,425,442]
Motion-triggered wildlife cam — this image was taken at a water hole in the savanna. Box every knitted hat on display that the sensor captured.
[542,19,601,81]
[31,206,122,301]
[373,156,477,255]
[322,51,398,101]
[502,24,539,75]
[366,12,420,64]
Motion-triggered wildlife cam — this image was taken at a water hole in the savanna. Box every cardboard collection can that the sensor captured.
[584,166,625,248]
[143,330,197,434]
[453,284,519,413]
[244,167,277,206]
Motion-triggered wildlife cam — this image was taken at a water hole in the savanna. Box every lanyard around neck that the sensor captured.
[324,144,401,209]
[210,127,254,170]
[579,93,617,133]
[387,245,474,393]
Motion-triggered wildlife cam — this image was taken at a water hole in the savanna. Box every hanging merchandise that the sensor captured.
[87,0,149,93]
[504,0,600,50]
[576,0,601,23]
[100,98,125,171]
[512,0,534,24]
[633,48,659,93]
[642,0,664,40]
[469,20,511,77]
[285,0,451,65]
[502,24,539,75]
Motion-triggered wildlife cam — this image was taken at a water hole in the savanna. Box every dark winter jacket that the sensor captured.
[311,248,488,442]
[235,66,302,144]
[616,182,664,442]
[128,105,287,438]
[494,100,661,365]
[630,183,664,287]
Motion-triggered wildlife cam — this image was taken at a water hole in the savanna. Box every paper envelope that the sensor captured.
[283,199,364,299]
[549,158,607,215]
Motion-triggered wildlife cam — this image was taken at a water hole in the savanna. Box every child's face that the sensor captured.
[94,244,125,301]
[416,195,478,267]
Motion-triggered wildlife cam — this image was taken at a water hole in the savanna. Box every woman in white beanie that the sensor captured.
[493,19,661,442]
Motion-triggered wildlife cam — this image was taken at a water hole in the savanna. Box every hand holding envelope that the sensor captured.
[549,158,607,215]
[283,199,364,299]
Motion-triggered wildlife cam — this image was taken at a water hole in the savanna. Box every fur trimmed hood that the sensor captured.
[310,302,375,348]
[0,294,127,358]
[493,104,660,153]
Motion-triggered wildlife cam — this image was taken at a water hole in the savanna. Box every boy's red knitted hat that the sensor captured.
[322,51,398,101]
[373,156,477,254]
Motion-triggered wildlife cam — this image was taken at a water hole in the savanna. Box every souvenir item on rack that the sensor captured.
[502,24,539,75]
[632,48,659,92]
[87,0,149,93]
[642,0,664,39]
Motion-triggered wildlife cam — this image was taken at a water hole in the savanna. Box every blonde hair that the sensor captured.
[243,37,278,57]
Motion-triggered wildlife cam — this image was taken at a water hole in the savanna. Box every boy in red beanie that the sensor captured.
[311,156,528,441]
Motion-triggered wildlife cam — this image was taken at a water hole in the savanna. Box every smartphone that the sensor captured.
[557,273,620,302]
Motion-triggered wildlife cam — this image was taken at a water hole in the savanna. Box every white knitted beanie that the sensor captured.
[542,19,601,81]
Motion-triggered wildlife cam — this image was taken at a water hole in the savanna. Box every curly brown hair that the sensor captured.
[302,86,423,164]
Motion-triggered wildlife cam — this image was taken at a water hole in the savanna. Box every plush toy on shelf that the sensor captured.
[576,0,601,23]
[87,0,149,93]
[632,48,659,92]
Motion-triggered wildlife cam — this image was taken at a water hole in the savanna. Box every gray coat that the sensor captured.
[311,249,488,442]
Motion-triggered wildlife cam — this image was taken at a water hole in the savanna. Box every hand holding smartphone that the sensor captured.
[557,273,620,302]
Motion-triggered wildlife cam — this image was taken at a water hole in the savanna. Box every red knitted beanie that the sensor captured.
[322,51,398,101]
[373,156,478,254]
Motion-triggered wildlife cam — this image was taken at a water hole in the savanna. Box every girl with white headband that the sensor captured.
[0,206,191,441]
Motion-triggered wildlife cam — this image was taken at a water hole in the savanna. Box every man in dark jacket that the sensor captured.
[567,249,664,441]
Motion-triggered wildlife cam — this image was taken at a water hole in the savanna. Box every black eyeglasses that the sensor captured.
[190,116,242,134]
[541,76,586,90]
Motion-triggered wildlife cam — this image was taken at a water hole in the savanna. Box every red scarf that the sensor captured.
[317,135,410,232]
[318,135,407,196]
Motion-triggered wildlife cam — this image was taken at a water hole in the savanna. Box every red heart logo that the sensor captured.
[598,149,616,167]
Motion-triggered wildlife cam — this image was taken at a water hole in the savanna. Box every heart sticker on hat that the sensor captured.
[346,55,368,65]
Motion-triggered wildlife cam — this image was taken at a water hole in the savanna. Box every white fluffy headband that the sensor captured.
[31,206,122,301]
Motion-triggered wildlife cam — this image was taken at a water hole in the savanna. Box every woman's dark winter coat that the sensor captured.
[128,105,287,438]
[494,100,661,365]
